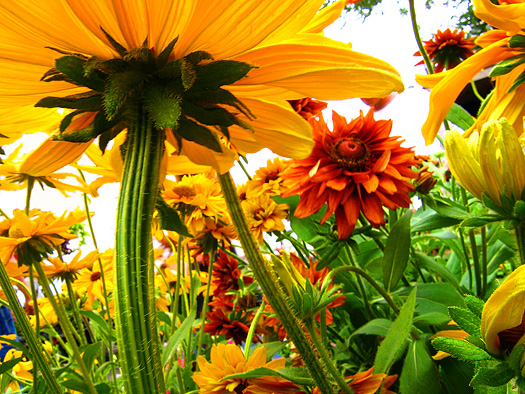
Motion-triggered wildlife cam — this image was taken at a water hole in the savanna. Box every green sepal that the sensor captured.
[104,70,144,120]
[143,85,182,129]
[100,27,128,57]
[55,56,105,91]
[448,306,481,337]
[181,59,196,90]
[124,47,156,72]
[514,200,525,221]
[176,116,222,152]
[191,60,256,91]
[59,109,85,132]
[52,122,97,143]
[490,55,525,78]
[507,343,525,375]
[477,90,494,118]
[155,196,191,237]
[98,125,125,154]
[187,88,254,120]
[508,34,525,49]
[156,37,179,68]
[471,360,515,387]
[181,101,251,131]
[315,240,343,269]
[481,193,508,218]
[508,68,525,93]
[184,51,214,66]
[35,91,102,111]
[94,58,130,75]
[222,366,316,387]
[465,336,488,351]
[464,295,485,319]
[445,103,474,131]
[432,337,492,361]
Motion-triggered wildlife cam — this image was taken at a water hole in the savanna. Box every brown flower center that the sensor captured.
[90,272,101,282]
[331,138,370,171]
[498,311,525,353]
[172,185,197,198]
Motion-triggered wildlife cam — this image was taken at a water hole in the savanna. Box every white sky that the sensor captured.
[1,2,468,251]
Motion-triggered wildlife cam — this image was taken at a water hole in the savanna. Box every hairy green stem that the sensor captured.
[515,222,525,266]
[114,108,166,394]
[244,301,265,359]
[218,171,335,394]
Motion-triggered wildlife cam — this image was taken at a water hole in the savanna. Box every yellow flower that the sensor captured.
[1,348,33,391]
[481,265,525,375]
[193,343,297,394]
[241,194,288,244]
[444,118,525,208]
[418,0,525,144]
[0,107,62,146]
[28,296,59,328]
[0,209,86,265]
[0,0,403,173]
[41,250,100,281]
[246,157,292,198]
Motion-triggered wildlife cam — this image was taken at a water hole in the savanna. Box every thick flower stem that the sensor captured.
[218,172,335,394]
[115,108,166,394]
[515,222,525,266]
[0,262,63,394]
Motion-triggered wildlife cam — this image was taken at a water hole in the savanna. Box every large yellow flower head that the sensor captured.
[444,118,525,211]
[0,0,403,172]
[418,0,525,144]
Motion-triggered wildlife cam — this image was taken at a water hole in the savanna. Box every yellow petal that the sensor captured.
[474,0,525,33]
[235,35,404,100]
[478,121,504,205]
[496,119,525,201]
[179,140,238,175]
[300,0,346,34]
[421,38,512,145]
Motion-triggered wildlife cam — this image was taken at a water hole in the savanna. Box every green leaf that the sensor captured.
[176,116,222,152]
[446,103,474,131]
[414,252,462,292]
[0,356,23,374]
[508,344,525,375]
[508,68,525,93]
[471,361,514,387]
[383,211,412,292]
[192,60,256,91]
[55,55,105,91]
[80,341,103,371]
[464,296,485,319]
[222,366,315,386]
[104,70,144,120]
[62,378,91,394]
[490,56,525,78]
[459,215,504,228]
[431,337,492,361]
[374,287,417,374]
[473,385,508,394]
[155,197,191,237]
[400,340,442,394]
[398,283,465,316]
[349,318,393,340]
[448,306,481,337]
[509,34,525,48]
[413,312,451,326]
[143,85,182,129]
[187,88,253,119]
[181,101,250,130]
[316,241,344,270]
[157,37,179,67]
[35,91,102,111]
[79,310,113,341]
[162,302,197,366]
[262,342,286,360]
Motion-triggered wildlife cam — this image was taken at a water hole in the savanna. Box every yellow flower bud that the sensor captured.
[270,253,307,296]
[481,265,525,375]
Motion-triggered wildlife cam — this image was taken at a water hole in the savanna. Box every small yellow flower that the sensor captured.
[246,157,292,198]
[28,297,58,328]
[241,194,288,244]
[481,265,525,375]
[445,118,525,208]
[42,250,100,281]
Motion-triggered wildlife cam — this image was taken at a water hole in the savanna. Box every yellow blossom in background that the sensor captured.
[193,343,298,394]
[417,0,525,144]
[246,157,292,198]
[71,249,114,309]
[0,0,403,173]
[242,194,288,244]
[41,250,100,281]
[0,209,86,265]
[444,118,525,208]
[0,107,62,147]
[481,265,525,375]
[29,297,58,328]
[1,348,33,391]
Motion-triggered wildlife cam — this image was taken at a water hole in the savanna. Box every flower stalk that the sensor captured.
[114,107,166,394]
[516,222,525,266]
[218,171,336,394]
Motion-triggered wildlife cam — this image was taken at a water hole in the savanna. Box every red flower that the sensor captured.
[212,250,252,297]
[282,109,420,239]
[204,309,260,345]
[288,98,328,120]
[414,28,476,73]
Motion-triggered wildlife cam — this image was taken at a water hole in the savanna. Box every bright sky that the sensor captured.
[1,2,467,251]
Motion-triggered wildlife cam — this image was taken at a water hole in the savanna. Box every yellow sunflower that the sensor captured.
[242,194,289,243]
[0,0,403,172]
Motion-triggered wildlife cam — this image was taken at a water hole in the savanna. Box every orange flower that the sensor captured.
[288,98,328,120]
[312,367,398,394]
[241,194,289,243]
[282,109,420,239]
[414,28,476,72]
[246,157,292,198]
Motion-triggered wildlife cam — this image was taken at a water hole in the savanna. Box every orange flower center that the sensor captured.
[90,272,101,282]
[498,311,525,352]
[254,208,266,221]
[331,138,370,171]
[8,223,24,238]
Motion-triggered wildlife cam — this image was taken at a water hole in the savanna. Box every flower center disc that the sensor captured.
[331,138,370,171]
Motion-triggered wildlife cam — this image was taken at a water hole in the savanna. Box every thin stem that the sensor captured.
[27,266,40,394]
[25,178,34,215]
[304,319,355,394]
[244,301,265,359]
[481,226,488,298]
[33,261,99,394]
[196,253,214,361]
[343,245,373,319]
[515,222,525,266]
[409,0,434,74]
[218,171,335,394]
[236,158,253,181]
[470,79,484,102]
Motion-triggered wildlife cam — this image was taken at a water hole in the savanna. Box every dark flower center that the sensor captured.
[172,185,197,198]
[498,311,525,353]
[90,271,102,282]
[331,138,370,171]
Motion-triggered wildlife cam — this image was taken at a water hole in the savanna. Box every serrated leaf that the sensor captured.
[176,116,222,152]
[464,296,485,319]
[155,197,191,237]
[349,318,393,340]
[143,85,182,129]
[223,366,315,386]
[35,91,102,111]
[162,302,197,366]
[446,103,474,131]
[55,56,105,91]
[508,344,525,375]
[448,306,481,337]
[432,337,492,361]
[471,361,514,387]
[400,340,441,394]
[383,211,412,292]
[375,287,417,374]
